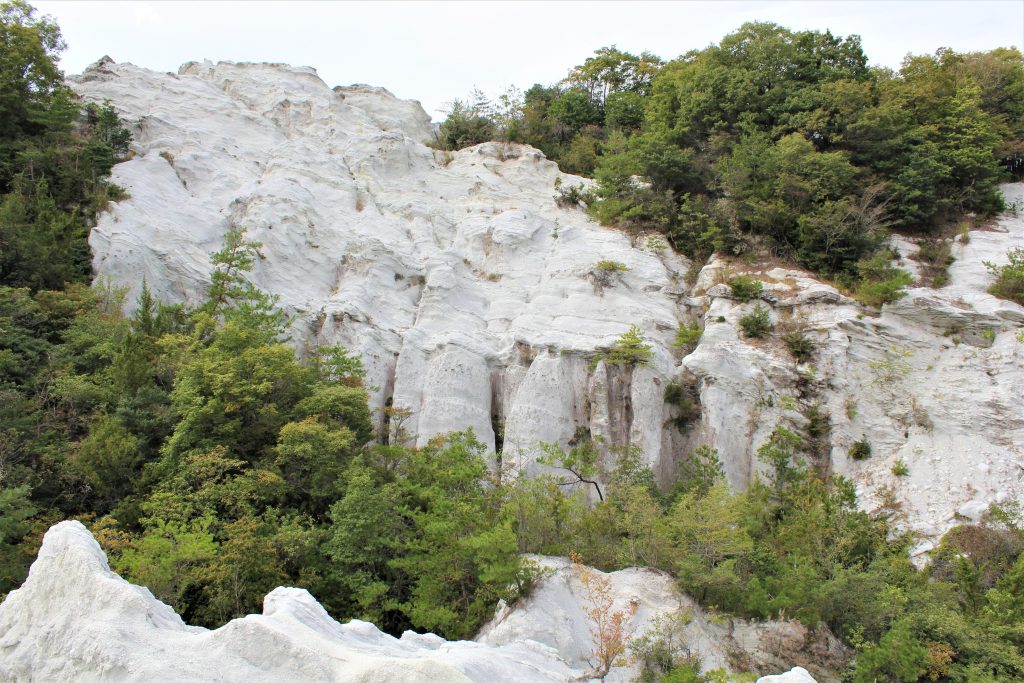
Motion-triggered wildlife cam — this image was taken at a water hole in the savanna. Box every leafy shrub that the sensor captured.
[673,320,702,353]
[595,260,629,273]
[554,177,592,208]
[892,459,909,476]
[781,330,815,363]
[600,324,654,367]
[987,247,1024,305]
[590,259,630,291]
[915,239,954,288]
[738,304,772,339]
[849,438,872,460]
[728,275,763,302]
[664,379,700,430]
[854,251,914,307]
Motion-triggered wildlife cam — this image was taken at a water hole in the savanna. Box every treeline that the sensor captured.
[437,25,1024,285]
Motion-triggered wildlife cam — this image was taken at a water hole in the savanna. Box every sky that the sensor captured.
[32,0,1024,121]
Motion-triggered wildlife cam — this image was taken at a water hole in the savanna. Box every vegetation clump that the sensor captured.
[437,26,1021,285]
[987,247,1024,305]
[590,259,630,290]
[849,438,872,460]
[854,251,915,307]
[915,239,955,288]
[597,324,654,367]
[739,304,773,339]
[727,275,763,302]
[782,329,815,363]
[673,319,702,353]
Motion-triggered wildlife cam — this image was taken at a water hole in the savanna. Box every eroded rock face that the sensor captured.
[478,556,844,682]
[0,521,821,682]
[74,59,690,484]
[72,59,1024,541]
[0,521,571,682]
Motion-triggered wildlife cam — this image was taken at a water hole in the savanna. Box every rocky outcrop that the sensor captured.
[0,521,822,682]
[478,556,846,682]
[73,59,690,487]
[0,521,571,682]
[71,59,1024,541]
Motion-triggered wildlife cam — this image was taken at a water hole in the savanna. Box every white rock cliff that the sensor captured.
[71,59,1024,541]
[0,521,822,682]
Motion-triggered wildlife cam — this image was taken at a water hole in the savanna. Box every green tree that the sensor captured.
[601,324,654,367]
[0,1,75,160]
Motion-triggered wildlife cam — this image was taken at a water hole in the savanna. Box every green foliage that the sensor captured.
[0,485,36,590]
[0,3,131,292]
[595,259,629,273]
[667,481,752,607]
[854,251,914,307]
[115,516,218,608]
[892,459,909,477]
[781,329,815,363]
[915,239,954,288]
[727,275,763,302]
[0,0,74,151]
[434,90,498,150]
[664,379,701,432]
[675,445,723,499]
[600,324,654,367]
[849,438,872,460]
[738,304,772,339]
[673,319,702,353]
[203,227,286,339]
[554,178,591,208]
[987,247,1024,305]
[853,619,927,683]
[538,436,605,501]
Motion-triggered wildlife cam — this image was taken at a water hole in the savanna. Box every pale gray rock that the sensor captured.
[477,556,838,682]
[71,59,1024,541]
[74,60,688,483]
[757,668,819,683]
[0,522,824,682]
[0,521,573,682]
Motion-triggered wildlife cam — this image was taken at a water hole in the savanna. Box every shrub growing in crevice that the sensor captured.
[728,275,763,302]
[853,251,914,307]
[849,438,872,460]
[673,319,702,354]
[664,378,700,431]
[739,304,772,339]
[914,239,954,288]
[782,329,815,363]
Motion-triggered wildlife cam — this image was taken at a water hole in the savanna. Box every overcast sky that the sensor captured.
[33,0,1024,121]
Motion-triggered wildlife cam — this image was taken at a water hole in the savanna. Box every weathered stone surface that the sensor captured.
[0,522,821,682]
[72,59,1024,541]
[0,521,571,682]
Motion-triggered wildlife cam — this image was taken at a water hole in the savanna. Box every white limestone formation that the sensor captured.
[71,59,1024,541]
[478,556,844,682]
[0,521,820,682]
[74,58,689,487]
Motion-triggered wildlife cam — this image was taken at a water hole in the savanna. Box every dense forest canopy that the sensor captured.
[437,24,1023,290]
[3,3,1024,681]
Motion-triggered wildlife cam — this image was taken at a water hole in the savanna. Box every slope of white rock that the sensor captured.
[72,58,1024,539]
[0,521,817,682]
[478,556,844,682]
[0,521,569,682]
[75,58,690,484]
